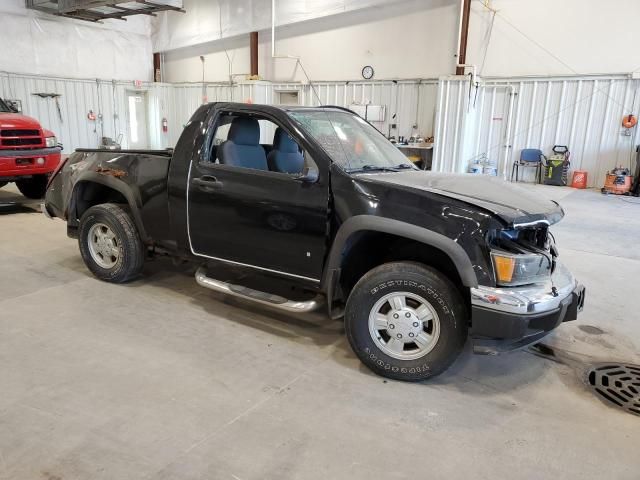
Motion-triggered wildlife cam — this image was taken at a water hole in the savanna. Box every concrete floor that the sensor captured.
[0,183,638,480]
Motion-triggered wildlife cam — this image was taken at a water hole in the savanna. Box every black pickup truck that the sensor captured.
[44,103,585,381]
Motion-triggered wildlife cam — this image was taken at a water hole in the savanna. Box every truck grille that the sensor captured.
[0,129,43,149]
[1,129,39,137]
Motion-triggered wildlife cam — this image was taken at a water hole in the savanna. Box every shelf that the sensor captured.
[396,143,434,150]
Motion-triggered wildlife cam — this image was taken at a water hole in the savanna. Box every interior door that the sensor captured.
[126,91,149,149]
[187,161,329,283]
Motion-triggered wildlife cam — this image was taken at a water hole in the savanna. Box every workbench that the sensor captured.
[396,143,434,170]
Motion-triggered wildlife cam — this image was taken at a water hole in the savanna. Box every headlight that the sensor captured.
[491,250,551,286]
[45,136,57,148]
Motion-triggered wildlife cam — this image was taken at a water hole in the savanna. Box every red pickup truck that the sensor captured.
[0,97,62,198]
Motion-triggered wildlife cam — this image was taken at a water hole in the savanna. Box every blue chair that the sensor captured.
[512,149,546,183]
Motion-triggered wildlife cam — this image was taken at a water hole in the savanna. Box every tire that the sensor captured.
[345,262,468,382]
[78,203,145,283]
[16,175,48,199]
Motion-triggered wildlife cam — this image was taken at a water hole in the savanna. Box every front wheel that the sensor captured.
[345,262,468,382]
[78,203,145,283]
[16,175,48,199]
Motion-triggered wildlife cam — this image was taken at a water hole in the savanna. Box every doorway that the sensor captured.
[126,91,149,149]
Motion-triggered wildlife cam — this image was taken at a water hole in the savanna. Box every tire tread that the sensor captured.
[78,203,144,283]
[345,261,468,382]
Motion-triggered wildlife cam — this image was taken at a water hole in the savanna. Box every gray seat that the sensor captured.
[267,127,304,174]
[218,117,268,170]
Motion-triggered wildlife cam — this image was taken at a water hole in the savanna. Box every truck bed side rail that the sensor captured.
[75,148,173,157]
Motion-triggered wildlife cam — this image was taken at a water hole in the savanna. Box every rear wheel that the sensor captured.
[78,203,144,283]
[345,262,468,382]
[16,175,48,199]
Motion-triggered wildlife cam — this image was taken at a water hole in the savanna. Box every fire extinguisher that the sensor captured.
[162,117,168,133]
[622,114,637,129]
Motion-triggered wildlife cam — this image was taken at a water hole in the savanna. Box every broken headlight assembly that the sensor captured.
[491,250,552,287]
[489,228,555,287]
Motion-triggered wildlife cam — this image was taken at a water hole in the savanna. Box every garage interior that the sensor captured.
[1,0,639,479]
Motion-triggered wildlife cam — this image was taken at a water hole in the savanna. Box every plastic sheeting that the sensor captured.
[0,1,152,80]
[152,0,408,52]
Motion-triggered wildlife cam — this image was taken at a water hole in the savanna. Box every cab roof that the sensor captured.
[210,102,354,115]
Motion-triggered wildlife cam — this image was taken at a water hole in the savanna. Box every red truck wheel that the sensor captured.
[16,175,48,199]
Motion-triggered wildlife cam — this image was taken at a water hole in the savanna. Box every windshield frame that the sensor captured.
[289,108,418,174]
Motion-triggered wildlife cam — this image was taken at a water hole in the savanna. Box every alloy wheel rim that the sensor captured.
[368,291,441,360]
[87,223,120,269]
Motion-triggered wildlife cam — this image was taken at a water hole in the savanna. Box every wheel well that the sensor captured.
[339,231,469,302]
[73,181,129,220]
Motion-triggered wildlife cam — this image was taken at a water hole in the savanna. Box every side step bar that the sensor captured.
[195,267,324,313]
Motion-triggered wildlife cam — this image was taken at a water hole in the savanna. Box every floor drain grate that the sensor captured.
[586,363,640,416]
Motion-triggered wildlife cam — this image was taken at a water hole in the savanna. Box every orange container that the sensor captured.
[571,170,588,189]
[603,173,632,194]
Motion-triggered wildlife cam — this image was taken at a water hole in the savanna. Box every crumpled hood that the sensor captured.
[0,112,42,130]
[360,170,564,227]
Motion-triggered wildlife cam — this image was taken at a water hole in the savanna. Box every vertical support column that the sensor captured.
[455,0,471,75]
[250,31,259,77]
[153,53,161,82]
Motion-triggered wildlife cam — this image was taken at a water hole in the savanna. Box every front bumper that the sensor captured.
[470,262,585,354]
[0,147,62,179]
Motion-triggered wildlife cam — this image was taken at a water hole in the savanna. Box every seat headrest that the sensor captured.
[228,117,260,146]
[273,127,300,153]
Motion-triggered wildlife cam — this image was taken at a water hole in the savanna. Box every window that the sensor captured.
[0,98,14,113]
[277,91,299,106]
[206,113,307,176]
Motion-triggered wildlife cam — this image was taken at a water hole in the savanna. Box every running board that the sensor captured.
[195,267,324,313]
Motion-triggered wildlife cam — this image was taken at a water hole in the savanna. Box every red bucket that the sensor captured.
[571,170,588,189]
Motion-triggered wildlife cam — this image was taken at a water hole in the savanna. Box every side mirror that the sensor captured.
[295,166,319,183]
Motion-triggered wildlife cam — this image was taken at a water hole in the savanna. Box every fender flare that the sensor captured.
[69,172,149,242]
[323,215,478,296]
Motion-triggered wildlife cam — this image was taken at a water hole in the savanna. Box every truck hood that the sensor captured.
[361,170,564,227]
[0,113,42,130]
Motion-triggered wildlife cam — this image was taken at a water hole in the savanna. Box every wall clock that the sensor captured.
[362,65,374,80]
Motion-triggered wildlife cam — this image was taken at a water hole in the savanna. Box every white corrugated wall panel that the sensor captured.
[0,72,137,152]
[434,75,640,187]
[3,74,439,152]
[433,77,478,174]
[3,70,636,187]
[268,80,438,141]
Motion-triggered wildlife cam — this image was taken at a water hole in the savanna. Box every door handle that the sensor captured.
[193,175,223,191]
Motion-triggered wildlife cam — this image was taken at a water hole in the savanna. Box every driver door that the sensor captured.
[187,110,329,283]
